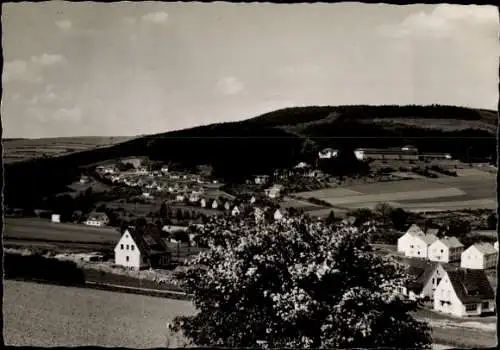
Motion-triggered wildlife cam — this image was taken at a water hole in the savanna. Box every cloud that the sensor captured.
[3,60,42,83]
[31,53,66,66]
[53,107,82,122]
[55,19,72,31]
[216,77,245,95]
[378,4,498,38]
[28,106,82,123]
[142,12,169,23]
[123,17,137,25]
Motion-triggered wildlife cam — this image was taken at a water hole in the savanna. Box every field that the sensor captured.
[3,218,121,245]
[293,170,496,213]
[3,280,196,348]
[2,136,134,164]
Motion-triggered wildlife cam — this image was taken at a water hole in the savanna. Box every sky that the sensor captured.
[2,2,499,138]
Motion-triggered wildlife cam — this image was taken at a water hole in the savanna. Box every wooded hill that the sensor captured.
[4,104,497,209]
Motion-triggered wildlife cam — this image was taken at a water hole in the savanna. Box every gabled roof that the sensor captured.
[124,227,170,257]
[420,233,439,245]
[406,224,425,236]
[469,242,497,255]
[447,269,495,303]
[437,236,464,248]
[405,261,453,292]
[426,228,440,236]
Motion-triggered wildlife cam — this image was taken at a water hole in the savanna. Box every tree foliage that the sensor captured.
[170,216,432,349]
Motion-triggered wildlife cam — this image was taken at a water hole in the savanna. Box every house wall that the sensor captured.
[429,241,450,263]
[461,247,485,270]
[422,265,446,299]
[85,220,106,227]
[397,233,411,254]
[433,274,464,317]
[114,232,146,270]
[406,237,428,259]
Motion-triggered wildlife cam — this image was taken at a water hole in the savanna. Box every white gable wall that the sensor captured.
[433,274,464,317]
[406,236,429,259]
[397,232,415,255]
[429,240,450,263]
[461,246,486,270]
[114,231,145,270]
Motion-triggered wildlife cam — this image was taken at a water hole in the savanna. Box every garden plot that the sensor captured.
[348,179,449,194]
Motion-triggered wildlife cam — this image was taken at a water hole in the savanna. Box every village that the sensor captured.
[21,144,493,322]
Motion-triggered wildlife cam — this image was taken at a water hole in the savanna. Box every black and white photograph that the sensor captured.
[1,2,498,349]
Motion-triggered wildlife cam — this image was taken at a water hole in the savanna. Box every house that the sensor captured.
[460,243,498,270]
[401,145,418,152]
[79,175,90,184]
[84,213,110,227]
[254,175,270,185]
[162,225,189,234]
[274,208,285,221]
[161,166,169,174]
[318,148,339,159]
[428,236,464,263]
[249,196,256,204]
[254,207,265,223]
[294,162,310,169]
[114,227,171,270]
[211,199,219,209]
[353,147,419,161]
[232,206,241,216]
[175,194,186,202]
[399,260,452,301]
[142,192,152,199]
[397,224,438,259]
[264,184,284,199]
[51,214,61,223]
[224,201,232,211]
[433,269,495,317]
[494,241,498,251]
[189,191,203,203]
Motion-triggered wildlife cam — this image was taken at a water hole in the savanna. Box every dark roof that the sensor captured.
[126,226,170,257]
[448,269,495,303]
[403,260,455,292]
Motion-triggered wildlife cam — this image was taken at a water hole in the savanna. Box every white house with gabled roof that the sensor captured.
[397,224,438,259]
[231,205,241,216]
[428,236,464,263]
[460,243,498,270]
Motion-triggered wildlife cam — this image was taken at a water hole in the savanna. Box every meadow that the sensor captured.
[2,136,134,164]
[3,280,196,348]
[3,218,121,245]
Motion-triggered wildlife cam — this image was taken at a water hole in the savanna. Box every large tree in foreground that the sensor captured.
[170,216,432,349]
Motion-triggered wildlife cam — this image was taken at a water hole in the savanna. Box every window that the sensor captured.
[131,245,134,251]
[126,244,129,250]
[126,256,129,262]
[465,304,477,312]
[121,244,124,249]
[482,302,490,309]
[410,245,414,248]
[440,249,444,253]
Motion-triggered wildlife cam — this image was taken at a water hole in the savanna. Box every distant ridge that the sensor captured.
[3,104,497,208]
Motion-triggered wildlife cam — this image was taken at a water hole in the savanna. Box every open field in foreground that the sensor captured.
[4,218,121,244]
[3,280,196,348]
[294,171,496,213]
[4,280,494,348]
[2,136,134,164]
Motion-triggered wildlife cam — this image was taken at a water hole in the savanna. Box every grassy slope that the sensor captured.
[4,105,497,208]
